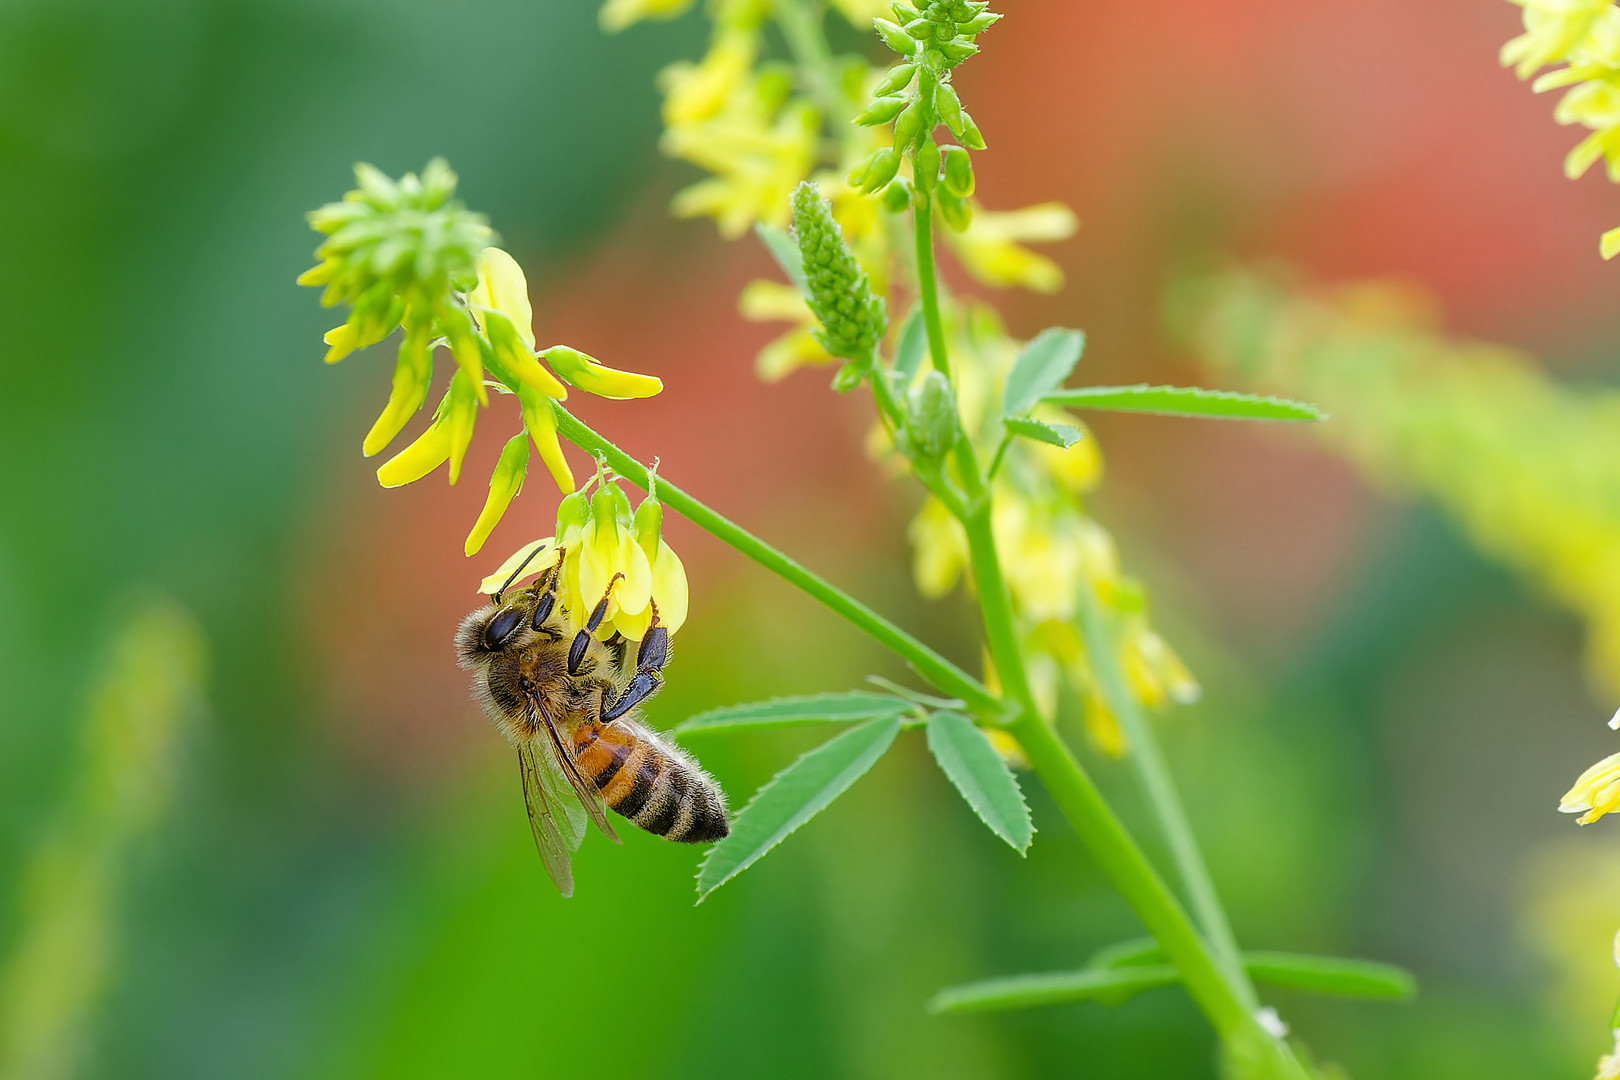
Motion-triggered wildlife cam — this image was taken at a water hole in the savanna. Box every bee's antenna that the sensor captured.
[492,542,550,605]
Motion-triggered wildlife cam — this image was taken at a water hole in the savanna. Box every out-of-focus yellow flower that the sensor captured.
[661,25,758,127]
[1176,266,1620,695]
[1083,691,1127,758]
[738,279,836,380]
[827,0,889,25]
[910,494,970,598]
[1597,1029,1620,1080]
[664,86,820,237]
[599,0,696,33]
[1502,0,1612,78]
[945,202,1077,293]
[1563,750,1620,823]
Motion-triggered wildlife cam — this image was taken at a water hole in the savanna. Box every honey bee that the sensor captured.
[455,544,730,897]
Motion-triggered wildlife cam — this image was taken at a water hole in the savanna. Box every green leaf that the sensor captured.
[930,950,1415,1014]
[930,966,1180,1014]
[1041,384,1324,421]
[1001,328,1085,417]
[924,712,1033,853]
[676,692,913,735]
[891,303,926,388]
[1003,415,1083,448]
[754,222,808,295]
[695,717,902,901]
[1243,952,1415,1002]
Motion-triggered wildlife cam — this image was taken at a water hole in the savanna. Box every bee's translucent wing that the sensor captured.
[531,696,622,846]
[517,742,579,897]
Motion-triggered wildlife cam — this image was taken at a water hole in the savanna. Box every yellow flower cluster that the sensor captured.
[614,0,1075,379]
[1174,265,1620,699]
[898,304,1199,755]
[478,468,689,640]
[1502,0,1620,256]
[300,162,664,556]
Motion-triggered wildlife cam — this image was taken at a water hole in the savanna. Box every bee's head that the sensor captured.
[455,590,537,667]
[456,542,561,667]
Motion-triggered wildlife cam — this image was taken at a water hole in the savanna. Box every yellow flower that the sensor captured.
[660,26,758,127]
[465,434,529,557]
[738,279,835,380]
[1598,1029,1620,1080]
[1502,0,1611,79]
[1562,749,1620,823]
[909,495,970,598]
[480,474,691,639]
[376,367,480,487]
[945,202,1077,293]
[662,70,820,238]
[599,0,696,33]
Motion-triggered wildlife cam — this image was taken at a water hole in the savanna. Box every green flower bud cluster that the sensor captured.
[853,1,999,231]
[791,182,889,380]
[299,159,492,365]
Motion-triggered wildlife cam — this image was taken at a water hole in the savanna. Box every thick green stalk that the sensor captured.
[963,507,1302,1077]
[1074,577,1258,1010]
[551,404,1000,717]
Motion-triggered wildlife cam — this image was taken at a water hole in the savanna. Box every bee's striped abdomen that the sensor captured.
[571,721,729,844]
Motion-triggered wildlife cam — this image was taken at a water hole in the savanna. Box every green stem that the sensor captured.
[913,190,951,381]
[1074,577,1257,1011]
[551,404,1001,718]
[961,509,1302,1078]
[773,0,847,126]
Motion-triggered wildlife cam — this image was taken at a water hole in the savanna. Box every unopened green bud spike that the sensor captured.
[791,182,888,363]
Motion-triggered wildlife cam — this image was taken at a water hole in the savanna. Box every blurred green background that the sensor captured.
[5,0,1620,1077]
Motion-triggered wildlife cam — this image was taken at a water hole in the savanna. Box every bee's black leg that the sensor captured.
[567,574,623,676]
[530,552,567,639]
[601,623,670,723]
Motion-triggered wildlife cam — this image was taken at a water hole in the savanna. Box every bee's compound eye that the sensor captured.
[483,607,526,650]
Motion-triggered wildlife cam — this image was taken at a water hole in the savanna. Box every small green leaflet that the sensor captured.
[695,717,901,902]
[930,950,1414,1014]
[1001,328,1085,417]
[1243,951,1415,1002]
[930,967,1178,1014]
[676,692,912,735]
[754,222,809,295]
[1041,384,1324,421]
[1003,416,1083,449]
[891,303,927,387]
[924,713,1033,853]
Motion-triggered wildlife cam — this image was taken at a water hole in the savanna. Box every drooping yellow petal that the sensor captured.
[650,539,689,633]
[444,369,480,485]
[541,346,663,399]
[477,538,555,595]
[467,247,536,349]
[518,387,575,493]
[376,417,453,488]
[1562,750,1620,823]
[362,325,433,457]
[323,323,362,364]
[465,434,530,556]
